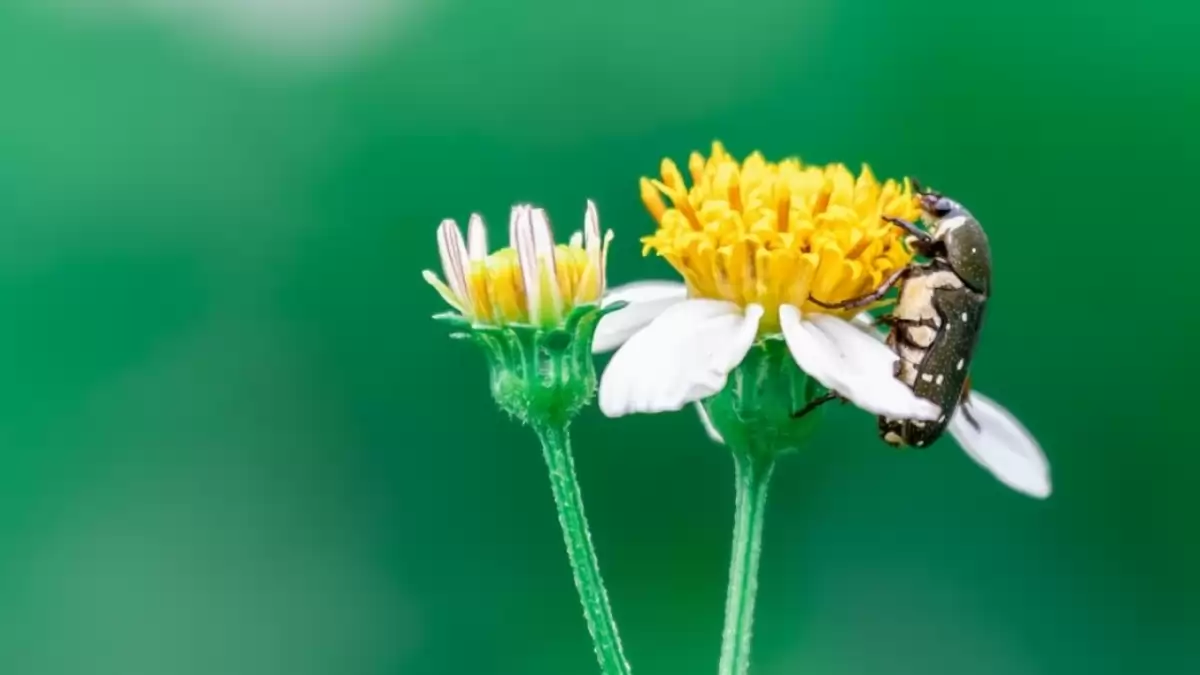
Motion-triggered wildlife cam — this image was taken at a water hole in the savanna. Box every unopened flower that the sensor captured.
[597,141,940,437]
[425,202,634,673]
[425,201,616,425]
[424,201,611,328]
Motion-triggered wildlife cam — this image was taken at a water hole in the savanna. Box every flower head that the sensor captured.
[424,201,612,329]
[640,140,919,332]
[426,202,617,426]
[597,142,939,428]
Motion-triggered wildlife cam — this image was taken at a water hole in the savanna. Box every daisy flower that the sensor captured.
[589,142,1051,675]
[596,141,941,427]
[592,142,943,675]
[593,142,1050,498]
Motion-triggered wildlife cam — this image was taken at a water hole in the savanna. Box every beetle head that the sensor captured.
[911,180,965,227]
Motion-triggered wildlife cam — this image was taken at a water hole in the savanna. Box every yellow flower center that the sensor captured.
[464,245,602,326]
[640,141,920,332]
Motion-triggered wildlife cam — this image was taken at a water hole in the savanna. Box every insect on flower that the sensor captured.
[594,144,1050,497]
[809,183,990,448]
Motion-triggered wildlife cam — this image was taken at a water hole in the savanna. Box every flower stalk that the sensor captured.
[534,420,632,675]
[719,451,773,675]
[702,339,831,675]
[437,305,632,675]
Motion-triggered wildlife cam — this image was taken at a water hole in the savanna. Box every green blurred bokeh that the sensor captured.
[1,2,1196,674]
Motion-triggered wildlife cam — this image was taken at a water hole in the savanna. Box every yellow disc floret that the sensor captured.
[424,203,611,328]
[640,141,920,332]
[460,244,601,326]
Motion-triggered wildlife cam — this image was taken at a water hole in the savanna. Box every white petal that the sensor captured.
[848,308,1049,496]
[467,213,488,262]
[436,219,471,307]
[599,229,614,295]
[599,300,762,417]
[569,230,583,248]
[602,281,689,307]
[531,207,563,320]
[779,305,838,385]
[694,401,726,444]
[950,391,1051,499]
[780,307,940,421]
[585,200,603,290]
[811,313,942,421]
[508,204,521,248]
[511,206,542,321]
[593,281,689,353]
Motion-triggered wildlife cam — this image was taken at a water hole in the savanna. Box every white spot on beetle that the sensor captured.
[914,420,926,427]
[956,358,964,370]
[936,374,944,384]
[938,414,946,423]
[961,311,968,322]
[971,247,978,254]
[921,373,934,382]
[916,440,926,447]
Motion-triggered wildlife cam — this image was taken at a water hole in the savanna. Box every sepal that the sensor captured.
[443,302,615,426]
[702,337,831,462]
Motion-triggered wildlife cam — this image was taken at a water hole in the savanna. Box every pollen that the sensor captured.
[424,202,612,328]
[639,141,920,332]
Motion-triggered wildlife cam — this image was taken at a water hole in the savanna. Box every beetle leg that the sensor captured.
[960,403,982,431]
[875,313,899,327]
[791,391,843,420]
[883,215,933,242]
[810,266,911,310]
[958,377,982,431]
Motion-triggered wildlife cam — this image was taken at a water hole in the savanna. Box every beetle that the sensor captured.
[795,183,990,447]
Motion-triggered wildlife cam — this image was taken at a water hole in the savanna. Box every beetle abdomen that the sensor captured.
[879,267,985,448]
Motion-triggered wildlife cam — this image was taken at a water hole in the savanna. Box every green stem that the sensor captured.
[533,422,631,675]
[718,452,775,675]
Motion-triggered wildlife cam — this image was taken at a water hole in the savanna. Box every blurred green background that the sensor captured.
[1,1,1197,674]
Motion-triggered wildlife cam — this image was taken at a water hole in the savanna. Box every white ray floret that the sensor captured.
[595,281,941,423]
[948,390,1051,498]
[593,281,690,354]
[851,310,1052,498]
[779,306,939,420]
[598,300,764,416]
[467,213,487,262]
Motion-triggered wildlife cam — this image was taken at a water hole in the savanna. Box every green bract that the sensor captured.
[435,302,624,427]
[702,338,831,461]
